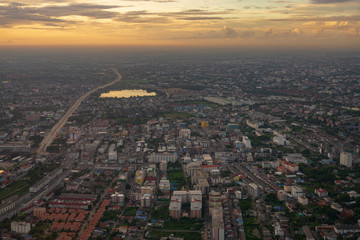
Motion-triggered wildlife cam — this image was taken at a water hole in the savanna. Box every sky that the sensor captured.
[0,0,359,49]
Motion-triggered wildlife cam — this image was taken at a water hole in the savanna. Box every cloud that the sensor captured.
[179,17,223,20]
[124,0,176,2]
[264,28,273,36]
[0,0,236,28]
[311,0,355,3]
[223,26,238,38]
[178,26,258,40]
[114,11,170,23]
[239,30,256,38]
[114,9,234,23]
[1,40,12,44]
[160,9,235,17]
[278,27,303,37]
[33,4,121,19]
[0,4,69,27]
[159,9,235,21]
[0,2,123,27]
[268,15,360,22]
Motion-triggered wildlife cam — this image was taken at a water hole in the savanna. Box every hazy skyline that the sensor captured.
[0,0,359,49]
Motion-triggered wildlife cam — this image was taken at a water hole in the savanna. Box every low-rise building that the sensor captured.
[302,226,316,240]
[291,186,303,198]
[298,195,308,206]
[315,188,328,197]
[331,203,343,212]
[277,190,288,201]
[334,224,360,235]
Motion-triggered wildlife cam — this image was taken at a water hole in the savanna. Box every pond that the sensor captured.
[100,89,156,98]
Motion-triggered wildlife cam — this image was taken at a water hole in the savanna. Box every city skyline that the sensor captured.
[0,0,359,49]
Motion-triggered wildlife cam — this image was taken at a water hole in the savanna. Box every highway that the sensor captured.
[37,69,122,153]
[0,168,71,222]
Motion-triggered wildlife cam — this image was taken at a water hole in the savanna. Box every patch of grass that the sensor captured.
[123,207,138,216]
[244,218,262,240]
[239,199,253,211]
[149,230,202,240]
[174,99,218,107]
[239,199,262,240]
[0,163,59,201]
[27,164,60,184]
[151,204,169,220]
[0,180,28,201]
[29,221,51,239]
[115,117,150,125]
[150,218,203,239]
[168,170,185,188]
[111,79,150,89]
[101,210,122,221]
[163,218,203,231]
[161,112,190,120]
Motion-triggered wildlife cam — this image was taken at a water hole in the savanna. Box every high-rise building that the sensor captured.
[340,152,353,168]
[33,207,46,218]
[11,221,31,234]
[209,190,222,216]
[169,198,182,219]
[160,160,167,172]
[111,193,125,205]
[190,199,202,218]
[159,179,170,193]
[248,183,260,198]
[212,207,224,240]
[140,194,152,207]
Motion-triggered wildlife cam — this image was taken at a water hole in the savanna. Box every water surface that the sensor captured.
[100,89,156,98]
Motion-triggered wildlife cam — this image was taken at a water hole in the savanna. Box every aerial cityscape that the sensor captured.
[0,0,360,240]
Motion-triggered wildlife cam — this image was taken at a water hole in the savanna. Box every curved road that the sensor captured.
[37,69,122,153]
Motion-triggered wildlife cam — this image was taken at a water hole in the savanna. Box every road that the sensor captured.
[77,181,115,239]
[37,69,122,153]
[0,168,71,222]
[233,163,278,191]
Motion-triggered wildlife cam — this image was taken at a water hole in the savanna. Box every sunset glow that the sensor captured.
[0,0,359,49]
